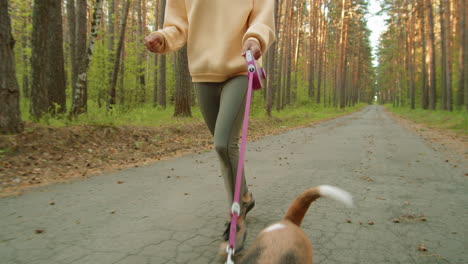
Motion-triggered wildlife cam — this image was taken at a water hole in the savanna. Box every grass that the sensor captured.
[252,102,366,128]
[385,105,468,135]
[20,95,367,130]
[20,98,205,127]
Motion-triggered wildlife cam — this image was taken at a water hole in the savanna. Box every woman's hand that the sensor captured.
[144,33,164,53]
[241,39,262,60]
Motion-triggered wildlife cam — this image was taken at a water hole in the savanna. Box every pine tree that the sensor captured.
[0,0,23,134]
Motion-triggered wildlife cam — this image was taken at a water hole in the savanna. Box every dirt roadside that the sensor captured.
[385,109,467,170]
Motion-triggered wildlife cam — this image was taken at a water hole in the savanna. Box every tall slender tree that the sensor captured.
[461,0,468,111]
[153,0,160,107]
[0,0,23,134]
[420,0,428,109]
[30,0,66,118]
[426,0,436,110]
[265,0,280,117]
[107,0,116,99]
[174,45,192,117]
[136,0,146,103]
[70,0,88,113]
[71,0,104,115]
[158,0,167,109]
[109,0,131,108]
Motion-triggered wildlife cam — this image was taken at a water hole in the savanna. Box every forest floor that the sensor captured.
[0,106,466,197]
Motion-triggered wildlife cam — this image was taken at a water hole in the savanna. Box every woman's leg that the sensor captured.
[194,76,250,208]
[214,76,249,207]
[193,82,221,136]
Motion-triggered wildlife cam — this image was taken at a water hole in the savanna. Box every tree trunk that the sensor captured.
[71,0,104,115]
[439,0,447,110]
[173,45,192,117]
[107,0,116,96]
[462,0,468,111]
[153,0,160,107]
[316,0,325,104]
[109,0,131,108]
[71,0,88,112]
[158,0,167,109]
[66,0,76,94]
[420,0,428,109]
[30,0,66,119]
[136,0,146,103]
[427,0,436,110]
[457,0,466,109]
[409,4,416,109]
[119,43,126,105]
[275,0,284,111]
[308,0,315,99]
[338,0,349,109]
[21,17,30,98]
[445,0,453,111]
[265,0,280,116]
[48,0,66,114]
[0,0,23,134]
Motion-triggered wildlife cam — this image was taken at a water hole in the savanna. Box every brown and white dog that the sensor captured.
[235,185,353,264]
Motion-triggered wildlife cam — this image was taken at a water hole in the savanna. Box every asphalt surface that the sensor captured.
[1,105,467,264]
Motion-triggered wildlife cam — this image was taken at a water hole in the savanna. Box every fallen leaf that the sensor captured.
[418,244,427,252]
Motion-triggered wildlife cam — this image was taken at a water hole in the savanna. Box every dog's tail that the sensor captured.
[283,185,353,227]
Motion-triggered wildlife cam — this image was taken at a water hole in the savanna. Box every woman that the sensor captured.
[144,0,276,253]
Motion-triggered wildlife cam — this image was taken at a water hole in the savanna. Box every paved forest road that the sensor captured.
[1,106,466,264]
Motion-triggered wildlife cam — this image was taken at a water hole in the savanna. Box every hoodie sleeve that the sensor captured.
[153,0,188,54]
[242,0,276,53]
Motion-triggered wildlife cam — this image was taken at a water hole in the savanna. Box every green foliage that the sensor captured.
[11,0,374,131]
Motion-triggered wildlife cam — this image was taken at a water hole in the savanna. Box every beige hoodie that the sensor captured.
[151,0,276,82]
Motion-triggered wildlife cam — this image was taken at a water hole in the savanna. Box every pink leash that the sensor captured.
[226,50,265,264]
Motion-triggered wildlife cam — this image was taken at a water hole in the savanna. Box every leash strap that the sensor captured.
[226,56,256,261]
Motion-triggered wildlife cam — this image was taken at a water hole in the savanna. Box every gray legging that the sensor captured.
[194,75,249,208]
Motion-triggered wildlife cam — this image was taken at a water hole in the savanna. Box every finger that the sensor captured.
[241,45,249,57]
[254,49,262,60]
[242,41,255,56]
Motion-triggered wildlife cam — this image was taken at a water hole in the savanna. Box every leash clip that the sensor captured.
[225,245,235,264]
[231,202,241,216]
